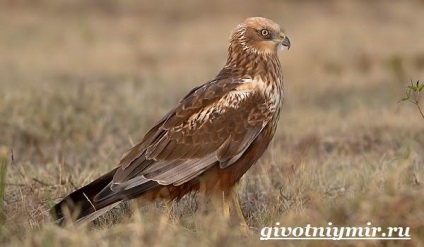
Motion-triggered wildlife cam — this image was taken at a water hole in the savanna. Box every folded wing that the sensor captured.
[94,78,273,202]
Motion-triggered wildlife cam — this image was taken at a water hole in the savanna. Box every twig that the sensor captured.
[32,178,53,187]
[400,80,424,121]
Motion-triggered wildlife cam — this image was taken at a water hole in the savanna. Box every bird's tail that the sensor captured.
[50,167,160,226]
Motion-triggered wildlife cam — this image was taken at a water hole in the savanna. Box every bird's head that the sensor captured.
[231,17,290,55]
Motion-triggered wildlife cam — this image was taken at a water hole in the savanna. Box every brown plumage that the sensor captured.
[51,17,291,226]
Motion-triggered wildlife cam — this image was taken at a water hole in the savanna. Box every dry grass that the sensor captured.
[1,0,424,246]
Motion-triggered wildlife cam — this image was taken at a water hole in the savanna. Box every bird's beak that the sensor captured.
[281,36,291,50]
[276,32,291,50]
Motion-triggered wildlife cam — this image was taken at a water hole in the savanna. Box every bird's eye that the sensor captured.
[261,29,269,37]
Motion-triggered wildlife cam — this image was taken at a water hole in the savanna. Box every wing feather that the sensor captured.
[110,77,275,195]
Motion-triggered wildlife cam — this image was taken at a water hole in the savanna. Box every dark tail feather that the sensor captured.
[51,167,162,226]
[51,168,119,225]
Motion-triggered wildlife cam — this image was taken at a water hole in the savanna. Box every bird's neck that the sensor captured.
[220,42,283,85]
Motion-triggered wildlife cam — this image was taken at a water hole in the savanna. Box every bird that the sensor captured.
[51,17,291,227]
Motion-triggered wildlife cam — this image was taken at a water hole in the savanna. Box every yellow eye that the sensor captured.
[261,29,269,37]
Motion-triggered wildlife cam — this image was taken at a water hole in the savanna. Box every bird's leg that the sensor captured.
[230,189,248,229]
[164,200,174,220]
[197,181,208,215]
[222,191,231,221]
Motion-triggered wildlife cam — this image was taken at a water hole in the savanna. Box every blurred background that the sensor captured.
[2,0,424,86]
[1,0,424,246]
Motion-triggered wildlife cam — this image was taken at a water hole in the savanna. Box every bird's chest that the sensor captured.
[253,77,283,114]
[219,77,283,121]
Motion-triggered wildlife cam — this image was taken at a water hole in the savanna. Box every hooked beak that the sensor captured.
[281,36,291,50]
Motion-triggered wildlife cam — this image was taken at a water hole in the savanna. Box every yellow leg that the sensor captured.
[230,190,248,230]
[165,200,174,220]
[222,191,230,221]
[197,181,208,214]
